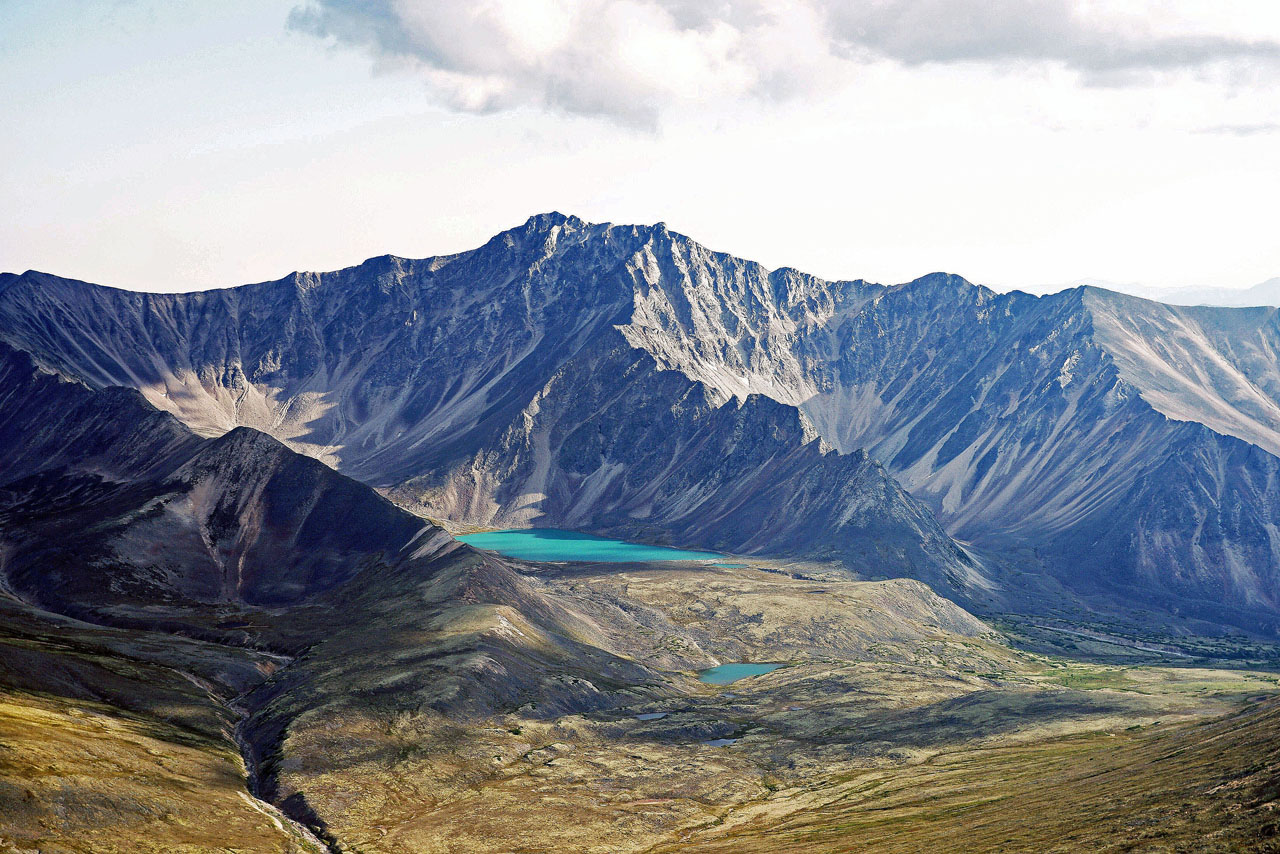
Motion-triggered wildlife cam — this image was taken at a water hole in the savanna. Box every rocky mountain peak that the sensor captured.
[897,271,986,296]
[521,210,584,231]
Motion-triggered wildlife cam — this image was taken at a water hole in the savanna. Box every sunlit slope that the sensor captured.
[659,695,1280,854]
[0,599,323,853]
[245,558,1280,853]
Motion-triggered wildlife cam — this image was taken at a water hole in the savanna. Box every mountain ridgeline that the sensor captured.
[4,213,1280,632]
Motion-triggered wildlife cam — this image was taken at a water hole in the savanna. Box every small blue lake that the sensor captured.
[456,528,722,563]
[698,663,785,685]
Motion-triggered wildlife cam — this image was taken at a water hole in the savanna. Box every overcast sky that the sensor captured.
[3,0,1279,292]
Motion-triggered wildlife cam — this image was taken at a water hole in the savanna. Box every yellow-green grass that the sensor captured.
[0,690,319,853]
[0,601,321,853]
[654,696,1280,853]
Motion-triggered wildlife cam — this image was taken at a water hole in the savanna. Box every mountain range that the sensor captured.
[4,212,1279,633]
[6,213,1280,851]
[1018,276,1280,307]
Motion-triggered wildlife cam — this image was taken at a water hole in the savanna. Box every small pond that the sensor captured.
[698,663,785,685]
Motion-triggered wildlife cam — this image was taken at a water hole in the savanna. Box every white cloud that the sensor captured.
[825,1,1280,73]
[290,0,1280,124]
[289,1,837,125]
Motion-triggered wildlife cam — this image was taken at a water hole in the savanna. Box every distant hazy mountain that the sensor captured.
[5,214,1280,632]
[1015,276,1280,307]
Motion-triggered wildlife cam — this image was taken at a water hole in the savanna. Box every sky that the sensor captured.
[2,0,1280,293]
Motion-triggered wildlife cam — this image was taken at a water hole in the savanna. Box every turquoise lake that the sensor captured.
[698,663,785,685]
[456,528,722,563]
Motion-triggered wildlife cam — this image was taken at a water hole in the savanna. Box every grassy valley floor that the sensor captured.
[260,561,1280,852]
[2,559,1278,852]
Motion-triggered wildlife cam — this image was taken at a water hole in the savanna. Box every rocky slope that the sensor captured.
[5,214,1280,629]
[623,258,1280,629]
[392,332,986,596]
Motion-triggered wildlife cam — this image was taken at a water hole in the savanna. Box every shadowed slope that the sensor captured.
[654,695,1280,854]
[0,342,200,484]
[0,348,439,630]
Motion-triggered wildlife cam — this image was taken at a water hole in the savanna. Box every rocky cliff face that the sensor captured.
[0,216,643,477]
[6,213,1280,629]
[616,258,1280,629]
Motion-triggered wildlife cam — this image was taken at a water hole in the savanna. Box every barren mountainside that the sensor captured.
[4,213,1280,630]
